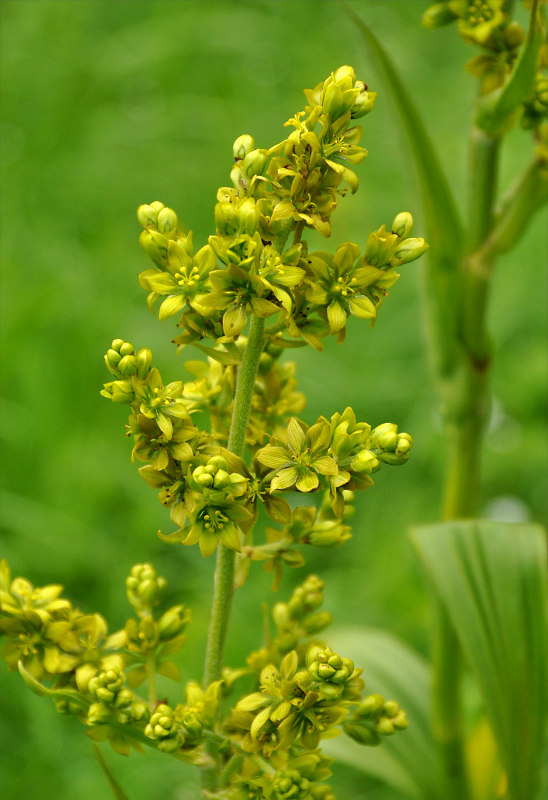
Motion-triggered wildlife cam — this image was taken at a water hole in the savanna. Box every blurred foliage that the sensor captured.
[0,1,546,798]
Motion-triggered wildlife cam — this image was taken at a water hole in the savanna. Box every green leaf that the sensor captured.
[93,744,132,800]
[346,4,463,266]
[476,0,543,135]
[18,660,90,709]
[410,520,548,800]
[483,159,548,259]
[325,628,448,800]
[192,342,241,365]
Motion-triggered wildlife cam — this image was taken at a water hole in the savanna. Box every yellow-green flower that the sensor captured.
[256,417,338,493]
[423,0,506,44]
[170,499,253,557]
[133,368,191,440]
[139,241,216,321]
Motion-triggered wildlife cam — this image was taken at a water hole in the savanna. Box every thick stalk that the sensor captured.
[432,126,499,798]
[200,314,265,793]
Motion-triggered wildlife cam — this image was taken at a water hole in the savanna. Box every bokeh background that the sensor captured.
[1,1,546,798]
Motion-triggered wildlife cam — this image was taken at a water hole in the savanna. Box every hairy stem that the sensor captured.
[200,314,265,793]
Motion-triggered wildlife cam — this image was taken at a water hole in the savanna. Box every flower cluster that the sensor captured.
[423,0,548,130]
[98,66,427,575]
[0,561,202,757]
[102,340,413,573]
[2,66,423,795]
[217,575,407,798]
[135,66,426,353]
[1,564,407,793]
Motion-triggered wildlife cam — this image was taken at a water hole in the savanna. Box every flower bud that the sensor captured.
[351,84,376,118]
[119,342,134,356]
[213,469,230,489]
[422,3,458,28]
[322,82,345,120]
[230,162,245,190]
[302,611,332,634]
[343,719,380,745]
[392,212,414,239]
[136,347,153,379]
[391,237,428,265]
[378,450,410,466]
[215,202,240,236]
[393,711,409,730]
[130,702,150,723]
[105,348,122,376]
[395,433,413,456]
[334,65,357,86]
[238,198,260,235]
[370,423,397,450]
[158,604,189,639]
[383,700,400,718]
[117,354,138,377]
[233,134,255,160]
[242,148,267,178]
[350,449,381,474]
[87,702,112,724]
[376,717,395,735]
[139,229,169,267]
[137,203,159,229]
[273,602,290,628]
[157,206,178,235]
[357,693,385,718]
[503,21,524,49]
[114,688,134,709]
[100,380,134,404]
[307,521,351,547]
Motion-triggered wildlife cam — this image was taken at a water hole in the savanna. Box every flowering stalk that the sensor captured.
[0,66,429,799]
[201,315,265,792]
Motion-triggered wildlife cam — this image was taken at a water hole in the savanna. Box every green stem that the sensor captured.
[146,654,157,709]
[432,124,500,800]
[200,314,265,794]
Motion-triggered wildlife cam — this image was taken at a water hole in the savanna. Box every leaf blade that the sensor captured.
[410,520,548,800]
[346,4,464,265]
[326,628,448,800]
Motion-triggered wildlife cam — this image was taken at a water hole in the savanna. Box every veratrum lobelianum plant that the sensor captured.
[0,66,428,799]
[338,3,548,800]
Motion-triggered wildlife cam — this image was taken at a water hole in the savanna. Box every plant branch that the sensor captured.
[203,314,265,688]
[200,314,265,794]
[480,158,548,261]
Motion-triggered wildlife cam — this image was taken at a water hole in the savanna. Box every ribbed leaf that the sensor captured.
[347,4,463,376]
[326,628,448,800]
[476,0,543,135]
[411,520,548,800]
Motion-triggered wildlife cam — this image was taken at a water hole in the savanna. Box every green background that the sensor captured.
[1,1,546,798]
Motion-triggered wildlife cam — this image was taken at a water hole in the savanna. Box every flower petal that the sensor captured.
[256,445,291,469]
[327,301,347,333]
[219,524,242,553]
[199,530,219,558]
[158,294,186,321]
[270,467,298,491]
[295,471,320,492]
[287,417,306,453]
